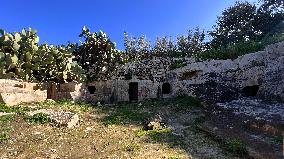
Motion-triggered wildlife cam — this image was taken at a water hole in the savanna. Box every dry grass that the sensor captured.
[0,97,238,159]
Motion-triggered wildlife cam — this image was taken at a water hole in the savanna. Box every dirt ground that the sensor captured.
[0,97,256,159]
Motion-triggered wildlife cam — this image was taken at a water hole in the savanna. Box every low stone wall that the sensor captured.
[0,79,47,106]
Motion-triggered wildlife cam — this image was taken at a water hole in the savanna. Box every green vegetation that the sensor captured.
[101,106,150,126]
[25,113,51,124]
[0,133,9,142]
[0,103,29,114]
[101,96,201,126]
[0,28,85,82]
[135,128,172,139]
[0,114,15,122]
[198,35,284,60]
[170,60,187,70]
[0,127,12,143]
[225,139,247,155]
[74,27,125,81]
[272,135,283,144]
[124,143,141,152]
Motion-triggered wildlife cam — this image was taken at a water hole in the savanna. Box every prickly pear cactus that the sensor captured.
[0,28,85,83]
[75,26,124,81]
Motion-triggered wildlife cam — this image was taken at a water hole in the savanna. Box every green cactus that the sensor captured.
[0,28,86,83]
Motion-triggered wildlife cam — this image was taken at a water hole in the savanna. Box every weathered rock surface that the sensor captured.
[0,79,47,106]
[203,97,284,159]
[28,109,79,128]
[166,42,284,102]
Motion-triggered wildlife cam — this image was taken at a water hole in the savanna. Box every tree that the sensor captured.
[75,26,124,81]
[177,27,206,56]
[254,0,284,37]
[209,1,257,48]
[152,36,176,57]
[123,32,151,61]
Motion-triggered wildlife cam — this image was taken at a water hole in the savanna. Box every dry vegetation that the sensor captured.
[0,97,244,159]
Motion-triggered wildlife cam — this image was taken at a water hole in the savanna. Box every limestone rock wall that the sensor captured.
[0,79,47,106]
[168,41,284,102]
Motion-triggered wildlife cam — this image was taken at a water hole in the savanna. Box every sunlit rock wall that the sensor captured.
[0,79,47,106]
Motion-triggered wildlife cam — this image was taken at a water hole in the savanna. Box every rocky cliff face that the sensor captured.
[165,41,284,103]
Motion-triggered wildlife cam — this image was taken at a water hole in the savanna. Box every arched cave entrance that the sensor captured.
[242,85,259,97]
[162,83,171,94]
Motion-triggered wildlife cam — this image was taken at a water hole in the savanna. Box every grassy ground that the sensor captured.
[0,96,241,159]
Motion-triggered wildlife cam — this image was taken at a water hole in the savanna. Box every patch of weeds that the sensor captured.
[172,95,202,111]
[225,139,248,156]
[102,115,123,125]
[101,106,150,126]
[75,101,93,112]
[57,98,73,105]
[0,103,29,114]
[25,113,51,124]
[38,99,56,108]
[124,143,140,152]
[139,95,201,111]
[0,133,9,142]
[0,114,15,122]
[0,127,12,143]
[135,128,172,140]
[135,128,182,148]
[272,136,283,144]
[135,129,148,138]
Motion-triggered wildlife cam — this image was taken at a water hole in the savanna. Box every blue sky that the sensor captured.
[1,0,256,49]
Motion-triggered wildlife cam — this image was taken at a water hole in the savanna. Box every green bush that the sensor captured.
[198,35,284,60]
[226,139,247,155]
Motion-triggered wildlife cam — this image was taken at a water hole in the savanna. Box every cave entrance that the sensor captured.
[162,83,171,94]
[129,82,138,101]
[242,85,259,97]
[88,86,96,94]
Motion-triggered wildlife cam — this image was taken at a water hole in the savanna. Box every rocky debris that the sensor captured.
[144,121,162,130]
[45,99,56,104]
[27,109,79,128]
[143,114,163,130]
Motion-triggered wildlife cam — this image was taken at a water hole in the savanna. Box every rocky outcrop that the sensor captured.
[167,41,284,102]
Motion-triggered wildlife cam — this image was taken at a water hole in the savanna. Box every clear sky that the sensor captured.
[1,0,256,49]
